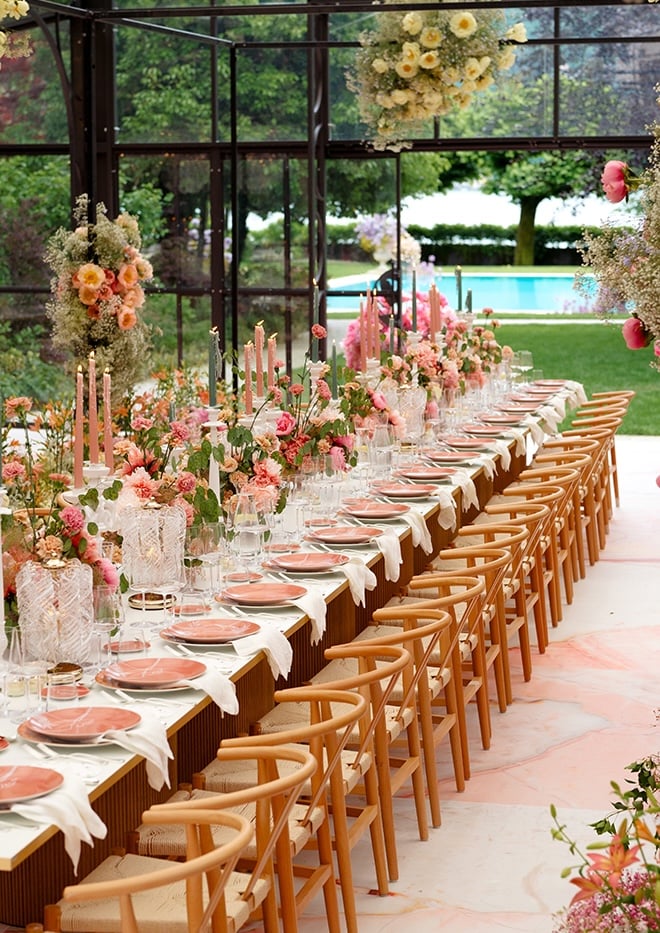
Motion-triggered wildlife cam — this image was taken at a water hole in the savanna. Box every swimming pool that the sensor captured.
[327,271,593,315]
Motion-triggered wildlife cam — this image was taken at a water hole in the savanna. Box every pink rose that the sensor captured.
[98,558,120,589]
[175,471,197,494]
[371,391,387,411]
[329,445,347,472]
[311,323,327,339]
[275,410,297,436]
[601,160,629,204]
[333,435,355,451]
[59,506,86,534]
[622,316,650,350]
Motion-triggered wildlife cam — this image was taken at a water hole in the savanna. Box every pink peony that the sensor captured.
[252,457,282,487]
[2,461,26,482]
[123,467,160,500]
[329,445,348,471]
[601,160,629,203]
[333,434,355,451]
[622,316,650,349]
[371,391,388,411]
[98,557,120,589]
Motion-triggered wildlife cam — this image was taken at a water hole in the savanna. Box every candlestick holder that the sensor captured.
[357,357,382,391]
[238,398,282,433]
[204,409,228,504]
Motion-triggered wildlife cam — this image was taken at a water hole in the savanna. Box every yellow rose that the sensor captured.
[449,11,478,38]
[376,92,396,109]
[476,74,494,91]
[401,41,420,63]
[497,47,516,70]
[506,22,527,43]
[419,26,442,48]
[395,60,419,79]
[419,50,440,70]
[464,57,483,81]
[441,67,460,85]
[402,12,423,35]
[391,89,409,105]
[371,57,389,74]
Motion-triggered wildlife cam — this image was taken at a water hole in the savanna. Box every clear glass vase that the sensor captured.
[15,557,94,665]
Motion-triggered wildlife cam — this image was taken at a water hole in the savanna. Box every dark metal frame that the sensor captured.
[3,0,660,366]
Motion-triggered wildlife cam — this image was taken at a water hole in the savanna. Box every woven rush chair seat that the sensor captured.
[43,806,264,933]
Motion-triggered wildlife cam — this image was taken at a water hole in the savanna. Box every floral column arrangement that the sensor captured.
[45,194,153,402]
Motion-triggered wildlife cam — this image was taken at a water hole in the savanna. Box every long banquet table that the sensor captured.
[0,383,584,926]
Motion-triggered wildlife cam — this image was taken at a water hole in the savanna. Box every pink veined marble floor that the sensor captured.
[290,434,660,933]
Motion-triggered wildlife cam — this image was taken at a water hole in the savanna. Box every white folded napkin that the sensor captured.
[339,557,377,606]
[489,439,512,471]
[103,711,173,791]
[233,625,293,679]
[549,395,567,419]
[375,530,403,582]
[292,590,328,645]
[431,486,458,531]
[537,404,561,433]
[453,470,479,512]
[521,415,545,445]
[507,428,527,457]
[477,453,497,480]
[565,380,587,407]
[402,510,432,554]
[185,670,239,716]
[13,771,107,874]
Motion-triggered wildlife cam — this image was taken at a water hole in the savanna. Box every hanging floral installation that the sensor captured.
[0,0,31,64]
[347,1,527,151]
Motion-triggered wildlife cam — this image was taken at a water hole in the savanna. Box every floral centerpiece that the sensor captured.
[577,89,660,367]
[356,213,422,266]
[347,1,527,151]
[551,754,660,931]
[45,194,153,400]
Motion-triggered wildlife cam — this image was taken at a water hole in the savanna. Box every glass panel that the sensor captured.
[115,21,214,143]
[143,293,212,372]
[234,45,309,142]
[0,23,69,143]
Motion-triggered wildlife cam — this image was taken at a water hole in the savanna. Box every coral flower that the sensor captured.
[73,263,105,289]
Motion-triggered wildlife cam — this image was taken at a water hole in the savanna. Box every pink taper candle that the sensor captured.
[74,366,84,488]
[103,369,113,470]
[254,322,264,398]
[267,334,277,390]
[244,342,253,415]
[359,301,367,372]
[88,353,99,463]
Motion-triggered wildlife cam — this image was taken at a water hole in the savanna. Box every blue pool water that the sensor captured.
[327,272,593,315]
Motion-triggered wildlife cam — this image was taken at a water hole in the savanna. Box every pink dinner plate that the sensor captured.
[0,765,64,806]
[104,658,206,688]
[306,526,383,545]
[438,436,492,450]
[498,403,540,413]
[395,466,456,481]
[0,737,9,752]
[222,583,307,606]
[373,483,438,499]
[423,450,477,463]
[341,501,410,520]
[269,552,350,572]
[161,618,261,644]
[40,683,90,701]
[476,413,525,425]
[534,379,565,386]
[26,707,141,742]
[462,424,512,437]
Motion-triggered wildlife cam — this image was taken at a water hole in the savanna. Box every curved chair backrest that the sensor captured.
[62,809,253,933]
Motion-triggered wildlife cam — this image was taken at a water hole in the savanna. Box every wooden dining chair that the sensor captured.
[379,575,489,783]
[132,689,366,933]
[44,808,254,933]
[198,655,409,931]
[45,746,317,933]
[309,608,455,831]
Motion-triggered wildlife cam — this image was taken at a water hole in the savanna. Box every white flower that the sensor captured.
[419,50,440,70]
[449,11,478,39]
[402,12,423,35]
[401,41,420,63]
[391,89,410,105]
[375,92,396,109]
[420,26,442,49]
[395,60,419,79]
[464,57,484,81]
[506,22,527,43]
[497,47,517,70]
[441,67,461,86]
[371,57,389,74]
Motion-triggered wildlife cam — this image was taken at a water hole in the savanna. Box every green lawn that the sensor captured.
[496,322,659,435]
